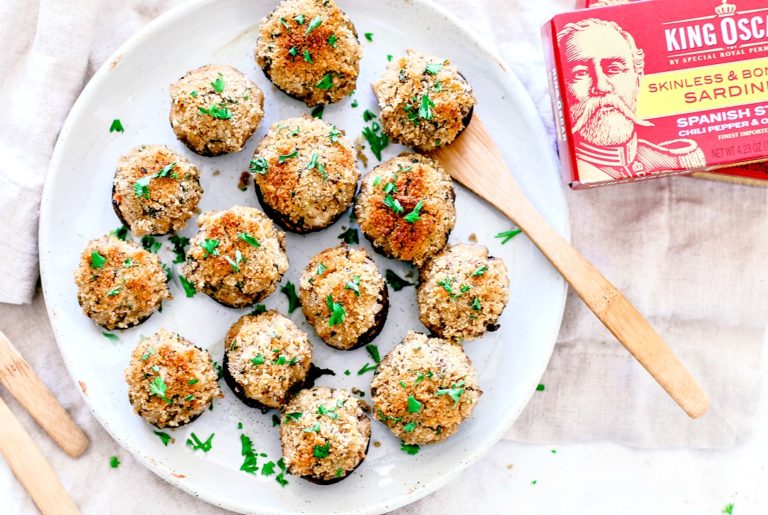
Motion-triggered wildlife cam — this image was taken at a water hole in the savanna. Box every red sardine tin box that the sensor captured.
[543,0,768,189]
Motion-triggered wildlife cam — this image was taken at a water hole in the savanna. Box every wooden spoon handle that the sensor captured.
[0,395,80,514]
[0,331,89,458]
[500,188,709,418]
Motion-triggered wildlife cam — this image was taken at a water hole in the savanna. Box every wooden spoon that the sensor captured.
[0,395,79,514]
[0,330,89,457]
[432,116,709,419]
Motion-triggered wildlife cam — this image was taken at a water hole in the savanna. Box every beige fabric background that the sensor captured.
[1,0,767,513]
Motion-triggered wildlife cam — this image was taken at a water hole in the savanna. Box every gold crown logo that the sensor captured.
[715,0,736,17]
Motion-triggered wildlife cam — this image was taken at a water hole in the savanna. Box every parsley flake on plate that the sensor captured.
[109,119,124,133]
[178,275,196,297]
[311,105,324,119]
[154,431,172,446]
[366,343,381,364]
[400,442,420,455]
[364,32,374,42]
[102,332,119,343]
[281,281,300,313]
[169,234,190,263]
[338,227,359,245]
[109,456,120,468]
[357,362,377,375]
[385,269,414,291]
[141,235,161,254]
[186,432,214,452]
[496,229,522,244]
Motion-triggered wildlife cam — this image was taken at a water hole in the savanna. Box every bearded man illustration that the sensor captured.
[557,18,706,182]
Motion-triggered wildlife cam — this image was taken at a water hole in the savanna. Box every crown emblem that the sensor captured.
[715,0,736,17]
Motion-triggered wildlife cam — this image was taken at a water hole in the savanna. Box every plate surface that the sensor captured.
[39,1,569,513]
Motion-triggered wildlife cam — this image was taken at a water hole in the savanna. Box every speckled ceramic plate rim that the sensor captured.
[39,0,570,513]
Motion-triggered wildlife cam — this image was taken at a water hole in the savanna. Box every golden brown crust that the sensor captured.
[181,206,289,308]
[112,144,203,237]
[224,311,312,409]
[373,49,475,152]
[255,0,361,106]
[418,244,510,341]
[253,116,360,233]
[74,236,171,330]
[125,329,222,429]
[355,153,456,266]
[370,331,481,445]
[299,244,387,350]
[279,387,371,482]
[169,64,265,156]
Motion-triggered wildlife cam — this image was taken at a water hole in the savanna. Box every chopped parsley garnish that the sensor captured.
[189,90,198,97]
[472,265,488,277]
[384,194,403,214]
[317,404,339,420]
[436,380,466,404]
[184,394,195,402]
[362,123,389,160]
[150,376,172,404]
[403,422,417,433]
[140,347,155,361]
[251,354,265,366]
[106,285,123,297]
[109,119,124,133]
[169,234,190,263]
[284,412,302,422]
[351,99,359,108]
[303,422,321,433]
[250,157,269,175]
[198,103,232,120]
[224,249,244,272]
[383,181,396,194]
[199,238,219,256]
[154,431,172,446]
[303,49,313,63]
[385,269,414,291]
[326,294,345,325]
[404,200,424,223]
[328,125,341,142]
[278,150,299,163]
[338,227,359,244]
[363,109,377,122]
[344,275,361,296]
[188,378,199,385]
[335,468,344,478]
[364,32,374,42]
[272,414,281,426]
[211,73,225,93]
[238,232,261,248]
[179,275,196,297]
[311,105,324,118]
[249,304,267,315]
[186,432,214,452]
[275,473,289,487]
[419,94,436,120]
[317,263,327,275]
[366,344,381,363]
[387,54,393,62]
[435,80,442,91]
[155,162,177,179]
[123,258,133,268]
[102,332,119,342]
[281,282,300,313]
[306,15,323,34]
[289,47,297,57]
[551,449,557,454]
[133,177,151,199]
[293,14,305,24]
[344,369,351,376]
[306,152,327,180]
[407,395,422,413]
[141,235,161,254]
[496,229,522,244]
[471,296,482,311]
[437,276,456,295]
[279,17,289,29]
[111,226,129,241]
[425,63,444,75]
[316,73,334,90]
[400,442,420,455]
[722,503,734,515]
[261,461,276,476]
[372,176,382,187]
[239,434,258,473]
[213,361,223,380]
[109,455,120,468]
[327,33,337,47]
[90,251,106,269]
[536,384,545,391]
[313,442,331,458]
[357,362,377,375]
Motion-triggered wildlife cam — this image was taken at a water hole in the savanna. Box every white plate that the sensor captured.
[39,0,569,513]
